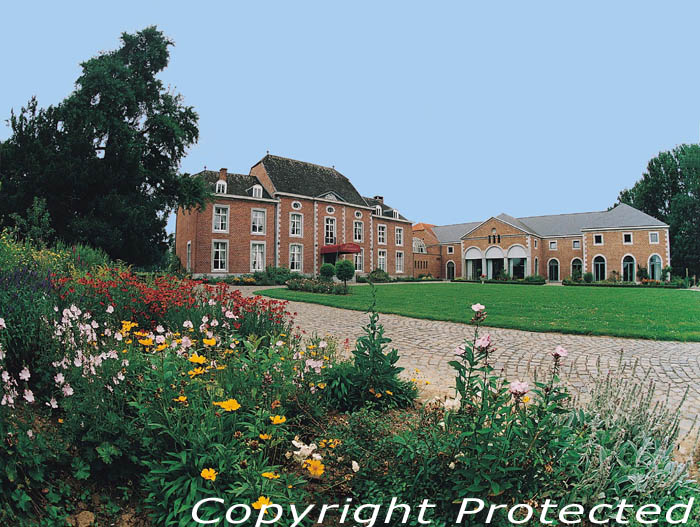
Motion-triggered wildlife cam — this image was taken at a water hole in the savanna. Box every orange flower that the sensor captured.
[261,472,280,479]
[173,396,187,403]
[252,496,272,510]
[270,415,286,425]
[188,352,207,364]
[202,338,216,346]
[303,459,325,477]
[259,433,272,440]
[213,399,241,412]
[201,468,218,481]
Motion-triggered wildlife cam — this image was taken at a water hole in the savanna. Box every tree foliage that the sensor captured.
[618,144,700,276]
[0,26,210,265]
[335,259,355,289]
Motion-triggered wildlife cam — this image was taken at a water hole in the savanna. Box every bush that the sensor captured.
[637,266,649,281]
[583,271,594,283]
[319,263,336,282]
[367,268,390,283]
[335,259,355,290]
[287,278,348,295]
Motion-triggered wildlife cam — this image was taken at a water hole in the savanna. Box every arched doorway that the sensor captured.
[485,246,505,279]
[548,259,559,281]
[464,247,483,280]
[622,255,635,282]
[507,245,527,279]
[649,254,662,280]
[593,256,606,281]
[446,261,455,280]
[571,258,583,280]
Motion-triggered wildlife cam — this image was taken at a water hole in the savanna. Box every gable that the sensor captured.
[463,217,531,239]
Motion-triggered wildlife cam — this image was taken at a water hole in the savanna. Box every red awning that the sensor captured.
[320,243,361,255]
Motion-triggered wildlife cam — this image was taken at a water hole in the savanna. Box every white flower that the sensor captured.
[62,384,74,397]
[351,461,360,473]
[19,368,30,381]
[46,398,58,409]
[106,305,114,314]
[23,389,35,403]
[448,462,456,470]
[319,340,328,349]
[27,429,33,438]
[0,318,6,330]
[471,303,485,313]
[54,373,65,385]
[156,325,165,333]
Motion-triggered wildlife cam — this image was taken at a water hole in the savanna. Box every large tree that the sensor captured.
[618,144,700,276]
[0,26,209,265]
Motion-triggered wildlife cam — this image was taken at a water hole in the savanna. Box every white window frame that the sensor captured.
[649,231,659,244]
[354,248,364,272]
[623,232,633,245]
[572,239,581,249]
[593,234,604,246]
[395,251,404,273]
[212,240,228,273]
[291,201,302,210]
[353,220,364,243]
[549,240,558,250]
[250,241,266,272]
[377,249,387,272]
[447,245,454,254]
[377,224,387,245]
[289,244,303,272]
[326,206,335,214]
[186,241,192,272]
[251,209,266,235]
[392,210,399,219]
[215,181,227,194]
[395,227,404,246]
[252,185,263,198]
[212,204,229,233]
[324,217,336,245]
[354,210,363,219]
[375,205,382,216]
[289,212,303,237]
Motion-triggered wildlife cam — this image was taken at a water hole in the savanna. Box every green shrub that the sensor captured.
[583,271,594,283]
[319,263,336,282]
[367,268,390,283]
[335,259,355,289]
[287,278,348,295]
[637,266,649,281]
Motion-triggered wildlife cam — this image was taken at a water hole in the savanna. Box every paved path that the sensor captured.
[238,286,700,460]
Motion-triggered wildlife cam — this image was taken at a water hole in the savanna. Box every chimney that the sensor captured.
[218,168,228,181]
[373,195,384,204]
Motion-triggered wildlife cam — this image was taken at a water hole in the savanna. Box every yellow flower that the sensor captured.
[173,396,187,403]
[189,352,207,364]
[252,496,272,510]
[261,472,280,479]
[522,396,531,403]
[259,433,272,440]
[213,399,241,412]
[303,459,325,477]
[156,343,167,352]
[202,337,216,346]
[316,383,326,389]
[375,392,382,398]
[201,468,218,481]
[270,415,286,425]
[385,390,393,396]
[425,381,431,385]
[188,367,206,378]
[216,365,227,370]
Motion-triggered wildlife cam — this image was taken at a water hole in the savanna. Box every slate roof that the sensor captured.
[197,170,273,199]
[363,196,411,222]
[256,155,367,206]
[428,204,667,241]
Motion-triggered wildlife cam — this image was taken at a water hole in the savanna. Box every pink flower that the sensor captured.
[509,381,529,396]
[46,398,58,409]
[454,344,466,356]
[23,389,35,403]
[553,346,568,358]
[156,325,165,334]
[474,334,492,349]
[62,384,74,397]
[106,305,114,314]
[471,303,485,313]
[27,429,33,438]
[319,341,328,349]
[0,318,5,330]
[54,372,65,385]
[19,367,30,381]
[183,320,193,329]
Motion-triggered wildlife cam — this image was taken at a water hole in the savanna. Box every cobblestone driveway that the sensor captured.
[238,286,700,459]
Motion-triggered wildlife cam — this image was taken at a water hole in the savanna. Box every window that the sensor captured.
[326,206,335,214]
[324,217,336,245]
[392,210,399,219]
[289,244,302,272]
[212,241,228,272]
[593,256,606,281]
[292,201,302,210]
[186,241,192,272]
[290,213,303,237]
[353,221,364,242]
[593,234,604,246]
[375,205,382,216]
[649,254,662,280]
[447,245,454,254]
[548,259,559,281]
[354,249,364,272]
[549,240,558,250]
[251,242,265,272]
[572,240,581,249]
[534,257,539,275]
[446,261,455,280]
[215,181,227,194]
[377,224,386,245]
[251,209,266,234]
[534,239,538,249]
[355,211,362,219]
[623,233,633,245]
[571,258,582,278]
[395,227,403,246]
[413,238,427,254]
[396,251,404,273]
[213,205,229,233]
[252,185,263,198]
[377,250,387,271]
[622,255,635,282]
[649,232,659,244]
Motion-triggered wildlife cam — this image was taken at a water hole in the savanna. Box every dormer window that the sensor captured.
[252,185,263,198]
[215,181,227,194]
[375,205,382,216]
[392,210,399,219]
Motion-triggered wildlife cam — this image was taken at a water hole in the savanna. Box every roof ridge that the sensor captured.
[516,209,608,220]
[263,154,346,177]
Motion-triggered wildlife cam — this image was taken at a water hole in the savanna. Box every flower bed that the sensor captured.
[452,277,546,285]
[287,277,349,295]
[562,279,683,288]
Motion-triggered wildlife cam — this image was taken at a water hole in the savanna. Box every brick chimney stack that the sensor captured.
[373,195,384,204]
[219,168,228,181]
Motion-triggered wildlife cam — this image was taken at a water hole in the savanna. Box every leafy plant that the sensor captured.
[319,263,335,282]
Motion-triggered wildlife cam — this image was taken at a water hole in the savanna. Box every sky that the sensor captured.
[2,1,700,235]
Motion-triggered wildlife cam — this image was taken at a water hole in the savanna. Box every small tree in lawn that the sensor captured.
[319,263,336,282]
[335,259,356,292]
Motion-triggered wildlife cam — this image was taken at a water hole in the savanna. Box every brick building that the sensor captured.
[176,155,413,277]
[412,204,671,282]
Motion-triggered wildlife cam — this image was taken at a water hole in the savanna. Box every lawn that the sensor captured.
[259,282,700,341]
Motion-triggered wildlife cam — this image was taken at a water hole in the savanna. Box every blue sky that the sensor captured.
[2,1,700,234]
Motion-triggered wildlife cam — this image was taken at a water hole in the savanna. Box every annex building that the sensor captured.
[412,204,671,282]
[176,155,413,277]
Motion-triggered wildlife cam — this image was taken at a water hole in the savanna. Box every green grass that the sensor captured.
[258,282,700,341]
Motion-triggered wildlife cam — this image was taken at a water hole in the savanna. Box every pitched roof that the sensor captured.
[197,170,273,199]
[432,222,482,243]
[256,155,367,206]
[413,222,435,231]
[363,196,411,222]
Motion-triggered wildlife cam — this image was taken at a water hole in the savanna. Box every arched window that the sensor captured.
[412,238,427,254]
[392,210,399,219]
[215,181,227,194]
[375,205,382,216]
[593,256,606,281]
[622,255,636,282]
[534,257,539,276]
[649,255,662,280]
[548,259,559,281]
[252,185,263,198]
[571,258,583,279]
[446,261,455,280]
